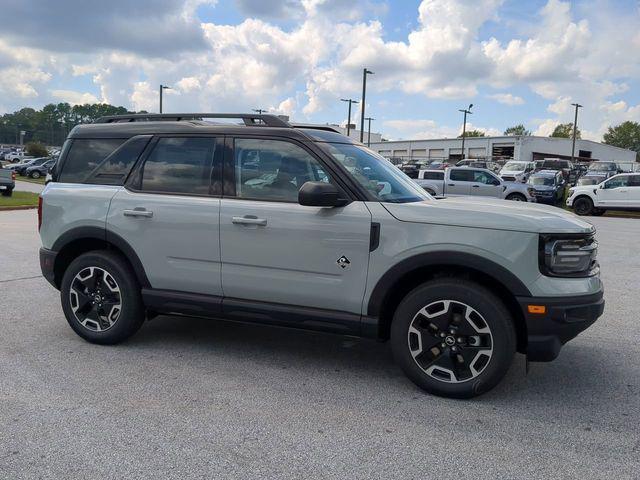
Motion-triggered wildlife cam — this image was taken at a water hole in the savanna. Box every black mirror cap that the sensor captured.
[298,181,347,207]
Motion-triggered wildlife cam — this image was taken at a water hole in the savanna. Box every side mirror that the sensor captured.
[298,181,347,207]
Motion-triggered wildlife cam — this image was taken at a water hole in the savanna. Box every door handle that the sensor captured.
[447,183,455,187]
[472,185,480,188]
[124,208,153,218]
[232,215,267,226]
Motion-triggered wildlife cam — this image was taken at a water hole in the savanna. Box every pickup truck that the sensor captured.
[416,166,536,202]
[0,168,15,196]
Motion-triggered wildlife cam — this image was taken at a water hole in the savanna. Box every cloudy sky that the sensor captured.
[1,0,639,141]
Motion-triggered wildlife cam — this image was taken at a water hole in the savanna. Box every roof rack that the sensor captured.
[93,113,291,127]
[290,123,341,134]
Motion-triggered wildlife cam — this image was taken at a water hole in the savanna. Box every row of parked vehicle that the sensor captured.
[1,156,57,179]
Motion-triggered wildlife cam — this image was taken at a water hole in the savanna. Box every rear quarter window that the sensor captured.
[58,139,126,183]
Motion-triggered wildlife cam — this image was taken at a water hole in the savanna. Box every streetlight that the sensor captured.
[359,68,374,142]
[340,98,359,137]
[364,117,375,147]
[253,109,267,114]
[159,84,171,113]
[458,104,473,159]
[570,102,583,164]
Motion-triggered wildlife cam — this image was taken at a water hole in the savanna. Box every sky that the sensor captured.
[1,0,639,141]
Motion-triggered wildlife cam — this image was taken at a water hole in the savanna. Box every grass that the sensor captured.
[0,191,39,209]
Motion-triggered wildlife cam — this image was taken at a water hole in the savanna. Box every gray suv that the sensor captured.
[39,113,604,398]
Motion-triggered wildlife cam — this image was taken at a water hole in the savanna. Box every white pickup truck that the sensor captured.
[416,166,536,202]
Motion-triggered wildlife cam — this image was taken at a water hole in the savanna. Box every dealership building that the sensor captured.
[369,135,637,165]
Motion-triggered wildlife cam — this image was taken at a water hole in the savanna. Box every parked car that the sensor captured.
[416,166,536,201]
[499,161,536,183]
[39,112,604,399]
[567,173,640,215]
[398,161,428,179]
[527,170,565,205]
[534,158,576,184]
[0,168,15,196]
[5,151,32,163]
[15,157,54,176]
[585,161,620,178]
[456,159,501,173]
[25,159,56,179]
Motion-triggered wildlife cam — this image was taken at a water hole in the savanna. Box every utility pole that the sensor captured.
[359,68,374,142]
[159,84,171,113]
[340,98,359,138]
[364,117,375,147]
[458,104,473,159]
[570,103,583,164]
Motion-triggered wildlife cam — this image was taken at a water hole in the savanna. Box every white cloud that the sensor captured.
[488,93,524,106]
[383,119,501,140]
[51,89,99,105]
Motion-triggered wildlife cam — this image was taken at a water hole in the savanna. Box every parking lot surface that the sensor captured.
[1,210,639,479]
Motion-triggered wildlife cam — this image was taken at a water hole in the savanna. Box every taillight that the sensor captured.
[38,196,43,231]
[11,171,16,180]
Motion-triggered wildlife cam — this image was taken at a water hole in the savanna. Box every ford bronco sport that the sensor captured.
[39,113,604,398]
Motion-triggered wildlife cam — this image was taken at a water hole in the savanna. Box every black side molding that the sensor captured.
[369,222,380,252]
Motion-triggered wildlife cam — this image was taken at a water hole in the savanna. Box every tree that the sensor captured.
[504,124,531,136]
[458,130,485,138]
[25,141,48,157]
[603,121,640,156]
[550,123,580,139]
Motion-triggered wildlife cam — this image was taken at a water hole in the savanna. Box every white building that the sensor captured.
[369,135,636,165]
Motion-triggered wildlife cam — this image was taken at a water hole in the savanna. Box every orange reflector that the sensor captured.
[527,305,546,314]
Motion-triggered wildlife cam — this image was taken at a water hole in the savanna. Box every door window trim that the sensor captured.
[125,134,223,198]
[223,135,353,204]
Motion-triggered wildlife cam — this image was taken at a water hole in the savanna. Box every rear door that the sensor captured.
[446,169,472,196]
[219,136,371,315]
[107,136,223,296]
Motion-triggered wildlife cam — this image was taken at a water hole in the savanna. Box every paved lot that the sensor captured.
[1,210,639,479]
[13,180,45,194]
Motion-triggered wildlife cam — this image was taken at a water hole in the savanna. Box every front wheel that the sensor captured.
[30,171,41,179]
[60,250,145,344]
[506,193,526,202]
[391,279,516,398]
[573,196,594,216]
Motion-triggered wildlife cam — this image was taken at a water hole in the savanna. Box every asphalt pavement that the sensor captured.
[14,180,45,194]
[0,210,639,479]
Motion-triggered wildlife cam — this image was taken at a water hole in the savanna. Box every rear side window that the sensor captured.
[140,137,216,195]
[450,170,474,181]
[85,136,151,185]
[58,139,125,183]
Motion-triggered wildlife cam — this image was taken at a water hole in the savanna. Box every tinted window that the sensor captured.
[234,139,330,202]
[472,170,498,184]
[422,171,444,180]
[58,139,125,183]
[605,175,629,189]
[628,175,640,187]
[86,136,151,185]
[141,137,216,195]
[450,170,474,182]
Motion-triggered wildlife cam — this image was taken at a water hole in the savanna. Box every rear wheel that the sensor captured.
[506,193,526,202]
[60,250,144,344]
[391,279,516,398]
[1,188,12,197]
[573,196,594,216]
[30,171,41,179]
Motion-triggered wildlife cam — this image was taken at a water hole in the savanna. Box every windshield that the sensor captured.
[588,162,616,172]
[577,177,599,186]
[320,143,430,203]
[502,162,527,172]
[529,176,554,186]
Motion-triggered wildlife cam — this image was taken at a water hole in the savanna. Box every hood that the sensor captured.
[382,197,594,234]
[500,169,524,176]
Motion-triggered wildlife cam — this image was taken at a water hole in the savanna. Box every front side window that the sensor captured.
[604,175,629,189]
[234,139,330,202]
[320,143,429,203]
[140,137,216,195]
[472,170,499,185]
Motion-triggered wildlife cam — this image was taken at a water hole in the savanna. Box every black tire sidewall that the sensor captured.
[574,197,593,215]
[390,279,516,399]
[60,250,144,344]
[506,193,526,201]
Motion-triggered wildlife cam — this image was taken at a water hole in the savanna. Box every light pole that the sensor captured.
[340,98,359,137]
[570,102,583,164]
[458,104,473,159]
[364,117,375,147]
[253,109,266,114]
[359,68,374,142]
[159,84,171,113]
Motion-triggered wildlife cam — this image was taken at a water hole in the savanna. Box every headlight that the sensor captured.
[539,234,599,277]
[568,188,575,196]
[527,187,535,196]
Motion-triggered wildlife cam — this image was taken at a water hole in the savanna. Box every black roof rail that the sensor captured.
[93,113,291,127]
[290,123,342,133]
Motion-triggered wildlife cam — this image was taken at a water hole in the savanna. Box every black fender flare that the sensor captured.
[51,226,150,288]
[367,251,532,317]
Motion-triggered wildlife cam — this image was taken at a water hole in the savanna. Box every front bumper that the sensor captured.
[517,289,604,361]
[40,247,58,288]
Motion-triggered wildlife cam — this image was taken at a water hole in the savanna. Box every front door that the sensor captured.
[598,175,630,208]
[107,136,223,296]
[469,169,503,197]
[219,137,372,314]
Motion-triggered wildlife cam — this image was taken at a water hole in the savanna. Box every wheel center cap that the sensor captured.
[445,336,456,346]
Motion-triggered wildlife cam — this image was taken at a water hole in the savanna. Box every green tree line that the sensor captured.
[0,103,144,147]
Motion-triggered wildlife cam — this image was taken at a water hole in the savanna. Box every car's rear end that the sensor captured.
[0,168,15,196]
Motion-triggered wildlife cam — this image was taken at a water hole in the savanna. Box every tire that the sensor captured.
[390,278,516,399]
[1,188,12,197]
[60,250,145,345]
[573,196,594,216]
[31,171,41,179]
[506,193,526,202]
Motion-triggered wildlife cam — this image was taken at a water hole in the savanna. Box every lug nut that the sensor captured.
[440,332,446,337]
[441,343,446,348]
[451,346,458,352]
